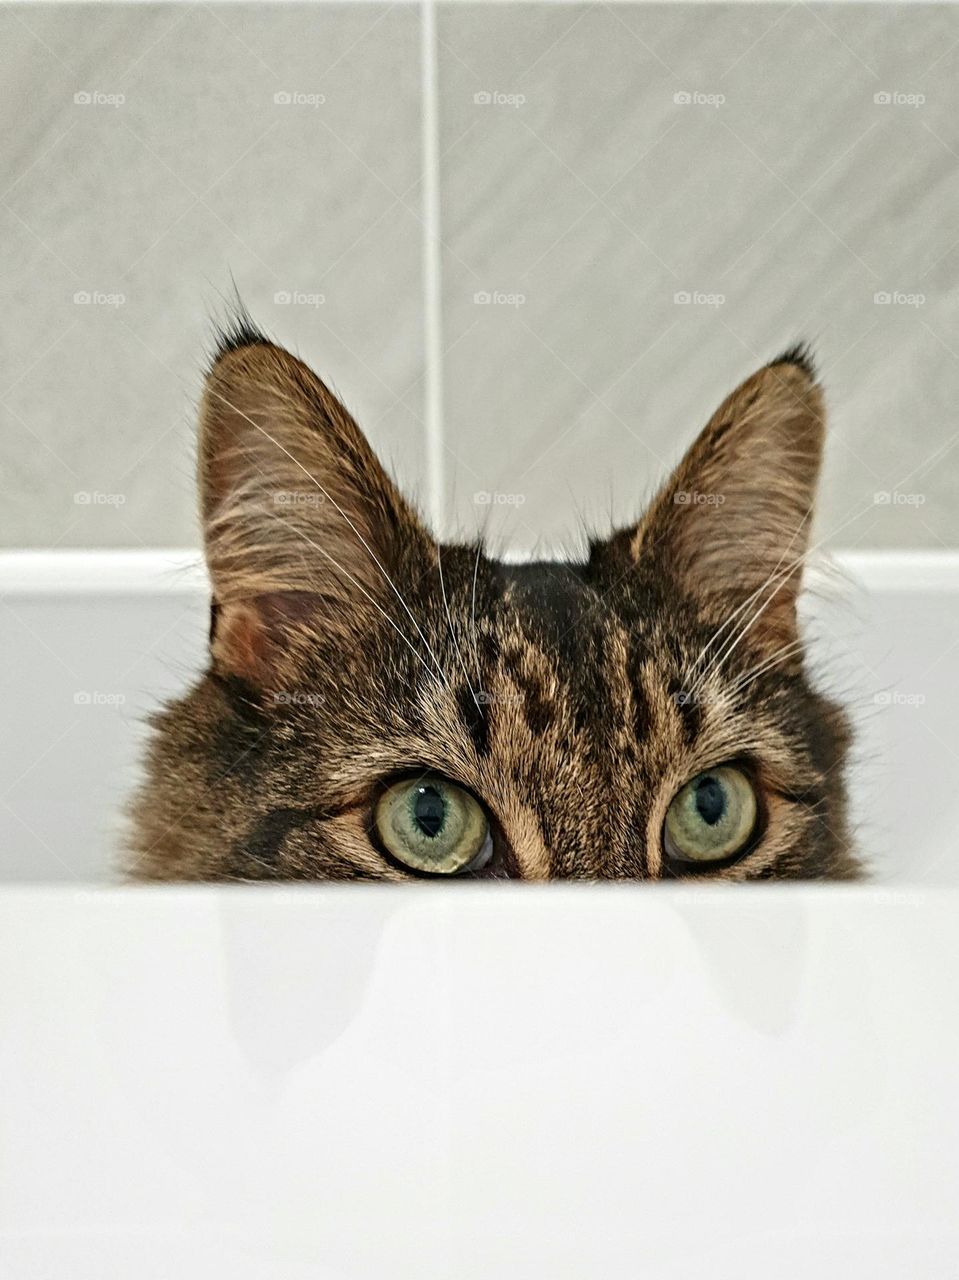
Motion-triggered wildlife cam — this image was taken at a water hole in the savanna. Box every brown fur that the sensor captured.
[128,328,859,882]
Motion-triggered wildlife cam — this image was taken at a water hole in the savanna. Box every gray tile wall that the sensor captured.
[2,3,957,552]
[0,2,426,547]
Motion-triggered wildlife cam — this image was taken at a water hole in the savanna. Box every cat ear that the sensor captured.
[605,350,824,649]
[199,324,432,685]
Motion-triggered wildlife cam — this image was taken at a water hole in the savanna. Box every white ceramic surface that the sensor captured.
[1,885,957,1278]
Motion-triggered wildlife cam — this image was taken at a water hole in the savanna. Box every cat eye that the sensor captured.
[373,774,493,876]
[663,765,759,866]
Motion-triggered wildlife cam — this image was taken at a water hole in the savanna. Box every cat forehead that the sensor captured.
[491,559,601,630]
[440,559,685,738]
[469,555,681,665]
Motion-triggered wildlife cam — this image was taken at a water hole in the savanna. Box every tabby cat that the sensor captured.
[130,322,858,881]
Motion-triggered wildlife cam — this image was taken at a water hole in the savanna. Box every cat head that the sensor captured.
[129,325,858,882]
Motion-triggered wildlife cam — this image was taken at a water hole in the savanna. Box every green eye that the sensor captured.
[373,774,493,876]
[664,765,758,865]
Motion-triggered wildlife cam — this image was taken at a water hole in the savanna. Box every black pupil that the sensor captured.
[413,786,445,838]
[695,776,726,826]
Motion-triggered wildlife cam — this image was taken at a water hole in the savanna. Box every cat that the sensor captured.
[129,319,859,882]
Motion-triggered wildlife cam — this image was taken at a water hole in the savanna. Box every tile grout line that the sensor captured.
[420,0,446,536]
[419,12,454,1227]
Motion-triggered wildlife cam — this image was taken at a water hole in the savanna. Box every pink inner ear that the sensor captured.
[213,601,272,685]
[212,593,321,688]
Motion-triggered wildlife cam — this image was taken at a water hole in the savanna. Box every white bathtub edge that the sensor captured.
[0,549,209,594]
[0,547,958,595]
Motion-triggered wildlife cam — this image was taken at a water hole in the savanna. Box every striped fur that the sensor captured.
[128,330,858,882]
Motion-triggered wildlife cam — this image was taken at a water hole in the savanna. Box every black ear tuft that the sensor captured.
[208,302,271,370]
[768,342,817,381]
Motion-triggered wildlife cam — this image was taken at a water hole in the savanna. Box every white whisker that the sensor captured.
[470,539,483,692]
[684,503,813,693]
[206,385,449,686]
[259,504,441,687]
[438,542,483,712]
[724,638,807,698]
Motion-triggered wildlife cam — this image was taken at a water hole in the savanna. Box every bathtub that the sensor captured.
[2,550,958,1277]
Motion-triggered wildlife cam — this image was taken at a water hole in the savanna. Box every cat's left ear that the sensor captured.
[599,350,824,648]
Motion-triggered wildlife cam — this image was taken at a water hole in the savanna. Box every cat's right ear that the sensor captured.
[199,325,432,686]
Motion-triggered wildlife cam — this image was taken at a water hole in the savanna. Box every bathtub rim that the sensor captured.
[1,547,958,596]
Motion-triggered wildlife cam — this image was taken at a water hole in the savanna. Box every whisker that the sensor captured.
[253,503,442,688]
[437,541,483,712]
[724,638,807,698]
[684,503,813,692]
[687,540,812,698]
[685,454,890,697]
[206,385,449,686]
[684,512,819,698]
[470,538,483,692]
